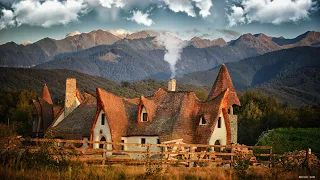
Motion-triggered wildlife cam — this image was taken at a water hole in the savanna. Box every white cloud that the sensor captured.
[162,0,213,18]
[98,0,126,8]
[0,0,88,30]
[127,10,154,26]
[227,0,318,27]
[163,0,196,17]
[193,0,213,18]
[66,31,81,37]
[0,9,15,30]
[227,5,245,27]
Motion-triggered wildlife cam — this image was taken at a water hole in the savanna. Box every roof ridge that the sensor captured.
[41,83,53,104]
[207,64,240,106]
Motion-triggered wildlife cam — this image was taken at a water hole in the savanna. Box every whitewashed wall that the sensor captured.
[93,110,112,155]
[209,112,227,147]
[121,136,161,159]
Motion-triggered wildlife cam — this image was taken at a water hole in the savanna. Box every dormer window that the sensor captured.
[218,117,221,128]
[143,113,148,122]
[140,106,148,122]
[199,116,207,125]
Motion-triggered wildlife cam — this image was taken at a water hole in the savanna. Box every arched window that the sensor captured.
[199,116,207,125]
[140,106,148,122]
[99,136,106,149]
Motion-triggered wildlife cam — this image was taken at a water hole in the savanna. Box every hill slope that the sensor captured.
[35,38,259,82]
[180,47,320,107]
[254,68,320,107]
[0,67,204,101]
[256,128,320,154]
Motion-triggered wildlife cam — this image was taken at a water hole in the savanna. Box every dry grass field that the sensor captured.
[1,163,317,180]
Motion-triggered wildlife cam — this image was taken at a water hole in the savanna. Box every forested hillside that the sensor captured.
[180,47,320,107]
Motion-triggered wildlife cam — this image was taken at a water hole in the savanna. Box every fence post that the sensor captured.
[145,143,151,174]
[101,142,106,165]
[230,144,234,168]
[146,143,150,161]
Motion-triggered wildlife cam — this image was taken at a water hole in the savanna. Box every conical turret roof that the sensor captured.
[41,83,53,104]
[207,64,240,106]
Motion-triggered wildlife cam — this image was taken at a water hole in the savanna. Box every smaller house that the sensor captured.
[32,84,62,137]
[33,79,85,138]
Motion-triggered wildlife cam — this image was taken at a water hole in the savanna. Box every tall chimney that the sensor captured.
[64,78,79,117]
[168,79,176,91]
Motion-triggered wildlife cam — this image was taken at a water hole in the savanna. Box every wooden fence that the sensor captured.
[0,138,273,167]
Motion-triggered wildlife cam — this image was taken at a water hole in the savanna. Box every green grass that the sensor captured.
[256,128,320,155]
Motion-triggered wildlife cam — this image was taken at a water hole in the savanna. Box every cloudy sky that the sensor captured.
[0,0,320,44]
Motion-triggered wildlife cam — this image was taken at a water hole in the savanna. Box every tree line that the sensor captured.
[0,88,319,145]
[235,91,320,145]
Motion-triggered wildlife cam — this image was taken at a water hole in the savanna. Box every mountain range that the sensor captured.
[1,29,320,106]
[1,30,319,73]
[34,31,320,82]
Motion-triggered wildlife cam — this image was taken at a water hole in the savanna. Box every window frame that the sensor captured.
[142,113,148,122]
[199,116,207,125]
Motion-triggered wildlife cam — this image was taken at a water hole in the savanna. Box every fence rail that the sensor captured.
[0,137,273,167]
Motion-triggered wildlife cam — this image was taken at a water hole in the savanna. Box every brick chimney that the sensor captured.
[168,79,176,91]
[64,78,79,117]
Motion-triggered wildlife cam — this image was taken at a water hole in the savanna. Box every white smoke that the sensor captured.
[155,32,187,78]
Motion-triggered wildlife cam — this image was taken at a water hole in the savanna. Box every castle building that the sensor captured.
[38,64,239,154]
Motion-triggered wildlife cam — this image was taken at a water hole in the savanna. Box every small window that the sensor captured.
[141,138,146,144]
[142,113,148,122]
[157,139,160,144]
[199,116,207,125]
[101,113,105,125]
[121,140,125,150]
[218,117,221,128]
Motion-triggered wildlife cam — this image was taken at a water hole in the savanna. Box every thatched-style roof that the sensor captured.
[94,86,231,145]
[207,64,240,107]
[41,84,53,104]
[47,92,97,139]
[195,89,231,144]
